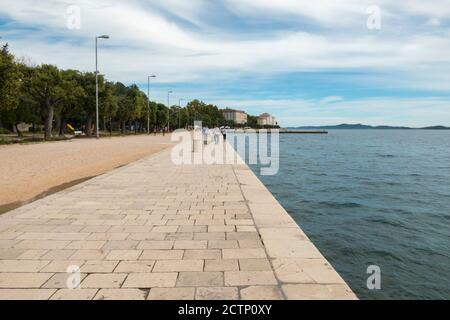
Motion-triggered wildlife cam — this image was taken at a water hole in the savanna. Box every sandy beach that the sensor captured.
[0,135,174,211]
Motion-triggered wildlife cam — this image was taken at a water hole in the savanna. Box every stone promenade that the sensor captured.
[0,146,357,300]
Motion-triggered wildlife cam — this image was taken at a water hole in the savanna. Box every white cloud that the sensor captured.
[1,0,450,125]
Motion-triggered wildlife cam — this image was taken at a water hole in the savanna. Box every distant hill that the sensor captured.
[287,124,450,130]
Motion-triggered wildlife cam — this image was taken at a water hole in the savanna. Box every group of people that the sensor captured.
[202,126,227,145]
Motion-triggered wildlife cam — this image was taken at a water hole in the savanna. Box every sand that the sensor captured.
[0,135,174,210]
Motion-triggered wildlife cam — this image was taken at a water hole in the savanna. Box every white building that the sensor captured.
[223,108,248,124]
[257,113,277,126]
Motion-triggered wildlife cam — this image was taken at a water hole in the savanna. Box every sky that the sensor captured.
[0,0,450,127]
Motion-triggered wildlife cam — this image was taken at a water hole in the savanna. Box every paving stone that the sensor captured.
[238,240,264,248]
[42,250,76,260]
[208,226,235,232]
[148,287,195,300]
[259,228,323,259]
[272,258,346,284]
[226,232,260,240]
[0,289,56,300]
[177,272,223,287]
[81,260,119,273]
[205,260,239,272]
[137,241,174,250]
[0,248,26,259]
[70,250,108,260]
[41,260,85,273]
[128,233,166,241]
[196,287,238,300]
[42,273,88,289]
[239,259,272,271]
[102,240,139,250]
[15,240,71,250]
[82,274,127,288]
[86,233,130,241]
[222,248,267,259]
[165,233,193,240]
[0,260,50,272]
[0,273,54,288]
[282,284,357,300]
[183,249,221,260]
[236,226,257,232]
[224,271,278,286]
[194,233,225,240]
[178,226,207,233]
[122,273,178,288]
[94,289,148,300]
[208,240,238,249]
[16,249,49,260]
[152,226,179,233]
[173,240,207,249]
[106,250,142,261]
[114,261,155,273]
[140,250,184,260]
[153,260,203,272]
[240,286,284,300]
[50,289,98,300]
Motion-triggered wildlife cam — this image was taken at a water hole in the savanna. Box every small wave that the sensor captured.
[319,201,363,209]
[376,154,396,158]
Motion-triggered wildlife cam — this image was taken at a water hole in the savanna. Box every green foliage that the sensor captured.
[0,127,11,134]
[0,44,271,138]
[0,44,22,111]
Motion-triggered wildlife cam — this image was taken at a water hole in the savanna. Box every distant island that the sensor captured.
[287,124,450,130]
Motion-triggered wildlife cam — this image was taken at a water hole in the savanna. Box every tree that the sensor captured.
[247,115,258,128]
[0,44,21,112]
[100,81,118,135]
[114,84,146,133]
[23,64,66,140]
[56,69,85,136]
[78,72,102,136]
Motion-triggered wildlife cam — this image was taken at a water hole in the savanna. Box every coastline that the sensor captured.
[232,147,357,299]
[0,141,356,300]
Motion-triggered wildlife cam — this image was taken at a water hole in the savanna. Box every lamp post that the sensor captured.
[147,75,156,134]
[167,91,173,132]
[95,35,110,139]
[178,98,185,129]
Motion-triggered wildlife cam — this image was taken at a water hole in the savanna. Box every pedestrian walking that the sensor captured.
[221,127,227,141]
[214,127,221,145]
[202,126,209,145]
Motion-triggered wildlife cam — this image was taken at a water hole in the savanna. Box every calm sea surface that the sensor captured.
[232,130,450,300]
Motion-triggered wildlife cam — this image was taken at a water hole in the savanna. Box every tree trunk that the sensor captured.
[59,118,66,137]
[44,103,54,141]
[86,116,92,137]
[14,123,23,137]
[109,119,113,136]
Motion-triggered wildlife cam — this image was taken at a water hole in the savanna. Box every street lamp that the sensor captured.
[147,75,156,134]
[178,98,185,129]
[167,90,173,131]
[95,35,110,139]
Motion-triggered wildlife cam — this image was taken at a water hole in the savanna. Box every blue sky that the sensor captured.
[1,0,450,126]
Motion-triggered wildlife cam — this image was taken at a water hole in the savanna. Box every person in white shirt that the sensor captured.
[213,127,221,145]
[202,127,209,145]
[221,127,227,141]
